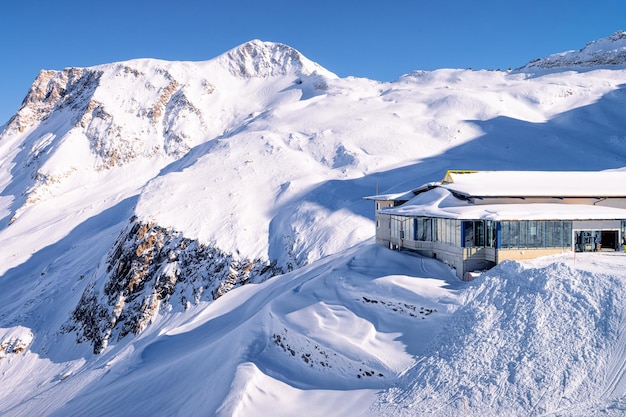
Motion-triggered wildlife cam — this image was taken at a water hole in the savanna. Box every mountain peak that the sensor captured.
[520,30,626,70]
[218,40,336,78]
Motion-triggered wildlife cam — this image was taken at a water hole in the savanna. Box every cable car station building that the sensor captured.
[370,170,626,280]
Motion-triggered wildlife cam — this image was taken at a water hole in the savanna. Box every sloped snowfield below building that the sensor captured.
[2,242,625,417]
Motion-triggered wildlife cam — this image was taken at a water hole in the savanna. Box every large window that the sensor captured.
[434,218,461,246]
[412,217,433,241]
[500,220,571,249]
[391,216,436,242]
[462,220,497,248]
[390,216,409,240]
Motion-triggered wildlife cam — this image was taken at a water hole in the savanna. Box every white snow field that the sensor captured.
[0,33,626,416]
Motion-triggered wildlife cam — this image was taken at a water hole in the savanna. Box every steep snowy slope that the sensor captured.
[0,244,460,417]
[0,34,626,416]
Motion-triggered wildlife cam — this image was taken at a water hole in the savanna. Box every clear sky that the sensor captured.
[1,0,625,125]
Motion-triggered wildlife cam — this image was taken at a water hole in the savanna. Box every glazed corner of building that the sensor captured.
[369,170,626,281]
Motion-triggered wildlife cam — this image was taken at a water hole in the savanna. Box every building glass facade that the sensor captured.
[389,216,575,250]
[499,220,572,249]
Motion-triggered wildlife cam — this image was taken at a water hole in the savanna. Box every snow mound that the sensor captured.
[521,31,626,70]
[378,254,626,416]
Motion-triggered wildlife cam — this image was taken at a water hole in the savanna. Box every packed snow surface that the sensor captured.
[2,244,626,416]
[0,34,625,416]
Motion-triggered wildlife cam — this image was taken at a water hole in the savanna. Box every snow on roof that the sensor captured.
[383,187,626,221]
[442,170,626,198]
[363,191,413,201]
[363,183,438,201]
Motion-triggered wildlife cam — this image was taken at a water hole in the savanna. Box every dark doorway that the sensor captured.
[601,231,618,250]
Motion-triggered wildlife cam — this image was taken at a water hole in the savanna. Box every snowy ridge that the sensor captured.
[0,35,626,416]
[218,40,337,79]
[521,31,626,70]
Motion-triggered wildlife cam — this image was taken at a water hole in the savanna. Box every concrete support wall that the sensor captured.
[497,248,570,263]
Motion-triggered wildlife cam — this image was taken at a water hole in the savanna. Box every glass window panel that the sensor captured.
[529,221,539,247]
[564,221,572,247]
[535,221,543,248]
[416,219,421,240]
[554,221,562,247]
[501,221,510,248]
[464,221,474,247]
[486,221,495,248]
[528,221,536,247]
[476,221,485,247]
[510,221,520,248]
[520,221,528,248]
[545,222,554,247]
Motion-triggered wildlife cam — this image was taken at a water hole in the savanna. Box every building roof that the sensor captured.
[373,169,626,220]
[363,183,438,202]
[383,186,626,221]
[442,170,626,198]
[384,188,626,220]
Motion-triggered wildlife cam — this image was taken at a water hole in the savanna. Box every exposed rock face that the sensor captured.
[66,217,281,353]
[222,40,332,78]
[3,40,336,353]
[78,67,209,168]
[0,327,33,358]
[5,68,103,135]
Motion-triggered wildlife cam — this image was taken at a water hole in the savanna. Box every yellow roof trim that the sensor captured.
[442,170,479,184]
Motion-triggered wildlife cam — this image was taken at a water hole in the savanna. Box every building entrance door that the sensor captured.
[601,230,618,251]
[575,230,619,251]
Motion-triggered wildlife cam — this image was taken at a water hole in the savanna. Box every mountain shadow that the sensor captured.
[282,83,626,227]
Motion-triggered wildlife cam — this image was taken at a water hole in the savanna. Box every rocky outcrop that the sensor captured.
[521,31,626,70]
[221,40,335,79]
[4,68,103,135]
[65,217,281,353]
[0,327,33,358]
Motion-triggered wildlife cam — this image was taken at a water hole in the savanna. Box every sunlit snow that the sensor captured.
[0,36,626,416]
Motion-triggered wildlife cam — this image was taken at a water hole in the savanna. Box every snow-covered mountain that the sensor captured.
[520,30,626,70]
[1,34,626,416]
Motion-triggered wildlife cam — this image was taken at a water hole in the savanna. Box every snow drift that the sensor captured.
[378,254,626,416]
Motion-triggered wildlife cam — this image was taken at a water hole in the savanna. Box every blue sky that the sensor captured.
[1,0,625,124]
